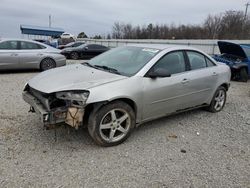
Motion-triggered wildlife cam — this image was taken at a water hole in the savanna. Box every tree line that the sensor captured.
[108,11,250,40]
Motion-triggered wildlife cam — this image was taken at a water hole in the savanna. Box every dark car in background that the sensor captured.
[58,41,85,50]
[213,41,250,82]
[61,44,109,60]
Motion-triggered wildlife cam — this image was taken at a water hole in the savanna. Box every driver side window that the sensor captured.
[152,51,186,75]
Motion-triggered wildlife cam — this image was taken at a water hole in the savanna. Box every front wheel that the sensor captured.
[206,86,227,113]
[88,101,136,147]
[239,68,248,82]
[70,52,79,60]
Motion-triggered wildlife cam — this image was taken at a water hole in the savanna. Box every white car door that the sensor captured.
[142,51,194,121]
[184,51,219,106]
[0,41,19,70]
[18,41,45,69]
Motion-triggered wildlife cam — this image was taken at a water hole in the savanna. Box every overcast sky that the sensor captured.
[0,0,247,38]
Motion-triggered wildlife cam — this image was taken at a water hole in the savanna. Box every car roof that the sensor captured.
[0,38,58,50]
[0,38,46,44]
[127,43,198,51]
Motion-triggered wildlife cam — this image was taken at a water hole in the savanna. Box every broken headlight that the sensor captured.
[56,91,89,103]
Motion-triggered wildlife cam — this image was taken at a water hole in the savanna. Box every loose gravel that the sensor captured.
[0,61,249,188]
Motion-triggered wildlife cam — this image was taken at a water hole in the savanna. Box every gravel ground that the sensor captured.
[0,61,249,188]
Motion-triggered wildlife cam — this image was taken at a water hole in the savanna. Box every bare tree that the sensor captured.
[109,10,250,40]
[112,22,123,39]
[204,14,222,39]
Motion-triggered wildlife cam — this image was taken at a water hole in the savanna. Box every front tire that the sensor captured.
[70,52,79,60]
[88,101,136,147]
[239,68,248,82]
[206,86,227,113]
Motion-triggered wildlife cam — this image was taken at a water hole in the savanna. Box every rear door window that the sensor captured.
[20,41,45,50]
[206,57,216,67]
[186,51,207,70]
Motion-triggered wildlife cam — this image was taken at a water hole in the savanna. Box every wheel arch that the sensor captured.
[220,83,230,91]
[83,97,138,126]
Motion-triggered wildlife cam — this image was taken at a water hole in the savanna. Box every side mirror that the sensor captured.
[148,68,171,79]
[84,46,89,50]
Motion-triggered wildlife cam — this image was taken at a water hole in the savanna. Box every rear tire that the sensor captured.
[88,101,135,147]
[40,58,56,71]
[239,68,248,82]
[70,52,79,60]
[205,86,227,113]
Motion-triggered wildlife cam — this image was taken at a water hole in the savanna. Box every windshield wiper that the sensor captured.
[82,63,121,75]
[94,65,121,75]
[82,62,97,68]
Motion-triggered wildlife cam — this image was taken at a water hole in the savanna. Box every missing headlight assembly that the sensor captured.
[23,85,89,129]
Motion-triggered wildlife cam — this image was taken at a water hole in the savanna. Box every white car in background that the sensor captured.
[0,39,66,71]
[60,33,75,40]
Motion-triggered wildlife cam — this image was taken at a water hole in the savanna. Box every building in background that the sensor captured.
[20,25,65,48]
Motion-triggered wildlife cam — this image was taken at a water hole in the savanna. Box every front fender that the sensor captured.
[86,76,144,123]
[231,62,248,70]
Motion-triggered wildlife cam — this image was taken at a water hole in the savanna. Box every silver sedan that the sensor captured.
[0,39,66,71]
[23,44,231,146]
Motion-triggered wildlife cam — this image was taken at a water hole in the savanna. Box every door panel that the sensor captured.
[0,51,19,70]
[185,51,219,105]
[142,51,193,121]
[177,67,218,107]
[0,41,19,70]
[142,72,196,121]
[18,50,41,69]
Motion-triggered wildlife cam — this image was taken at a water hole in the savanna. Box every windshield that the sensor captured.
[86,46,160,76]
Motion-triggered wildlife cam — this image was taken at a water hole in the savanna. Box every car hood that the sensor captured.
[28,64,127,93]
[218,41,247,58]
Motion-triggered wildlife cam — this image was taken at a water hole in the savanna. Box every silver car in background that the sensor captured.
[0,39,66,71]
[23,44,231,146]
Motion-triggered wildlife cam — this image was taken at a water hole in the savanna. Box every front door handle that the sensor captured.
[181,78,190,84]
[10,53,18,57]
[212,72,218,76]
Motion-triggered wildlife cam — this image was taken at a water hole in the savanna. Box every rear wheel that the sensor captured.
[239,68,248,82]
[206,86,227,113]
[40,58,56,71]
[70,52,79,60]
[88,101,135,147]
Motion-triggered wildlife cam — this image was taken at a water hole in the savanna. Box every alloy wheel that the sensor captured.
[99,109,131,142]
[214,90,226,111]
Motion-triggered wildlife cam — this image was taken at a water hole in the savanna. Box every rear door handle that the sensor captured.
[212,72,218,76]
[10,53,18,56]
[181,78,190,84]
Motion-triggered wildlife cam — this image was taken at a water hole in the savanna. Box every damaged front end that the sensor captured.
[22,84,89,129]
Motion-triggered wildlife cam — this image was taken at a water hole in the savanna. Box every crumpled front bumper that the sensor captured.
[22,90,84,129]
[22,91,67,125]
[23,91,50,122]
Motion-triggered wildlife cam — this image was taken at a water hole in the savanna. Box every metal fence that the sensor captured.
[78,38,250,55]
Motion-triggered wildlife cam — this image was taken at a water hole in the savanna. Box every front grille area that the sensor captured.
[27,85,67,111]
